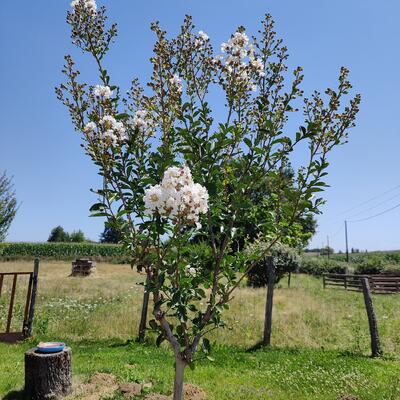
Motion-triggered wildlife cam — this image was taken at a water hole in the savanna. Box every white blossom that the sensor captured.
[130,110,154,136]
[221,42,229,53]
[83,122,97,139]
[144,166,208,227]
[185,265,197,275]
[250,58,265,77]
[143,184,163,213]
[94,85,113,99]
[71,0,97,12]
[198,31,209,41]
[195,30,209,47]
[211,54,223,65]
[169,74,183,92]
[96,115,127,146]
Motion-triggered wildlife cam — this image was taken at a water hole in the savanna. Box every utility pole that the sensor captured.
[327,235,330,259]
[345,220,349,263]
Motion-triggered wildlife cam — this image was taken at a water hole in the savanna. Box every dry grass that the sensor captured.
[1,260,400,355]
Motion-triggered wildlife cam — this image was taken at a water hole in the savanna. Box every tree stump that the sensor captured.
[25,347,72,399]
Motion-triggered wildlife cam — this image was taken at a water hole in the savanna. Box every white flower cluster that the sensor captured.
[221,31,250,59]
[83,115,127,149]
[70,0,97,13]
[249,57,265,77]
[129,110,154,136]
[219,30,265,92]
[144,166,209,227]
[94,85,113,99]
[169,74,183,93]
[195,30,209,47]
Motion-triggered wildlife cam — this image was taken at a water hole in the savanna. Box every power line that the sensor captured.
[348,201,400,223]
[325,183,400,221]
[345,191,400,219]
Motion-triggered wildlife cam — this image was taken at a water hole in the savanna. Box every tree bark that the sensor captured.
[173,356,186,400]
[138,277,150,342]
[25,347,72,399]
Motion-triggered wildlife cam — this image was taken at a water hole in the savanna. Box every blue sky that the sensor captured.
[1,0,399,251]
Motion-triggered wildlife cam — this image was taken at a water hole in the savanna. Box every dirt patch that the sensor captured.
[89,372,117,386]
[67,373,205,400]
[144,394,170,400]
[183,384,206,400]
[143,384,205,400]
[119,382,142,399]
[66,373,118,400]
[339,396,359,400]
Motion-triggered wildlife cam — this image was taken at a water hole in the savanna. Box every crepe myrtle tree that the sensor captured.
[57,1,360,398]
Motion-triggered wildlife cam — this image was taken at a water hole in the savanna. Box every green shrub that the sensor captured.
[245,242,300,287]
[299,256,347,276]
[354,255,386,275]
[383,252,400,264]
[380,264,400,276]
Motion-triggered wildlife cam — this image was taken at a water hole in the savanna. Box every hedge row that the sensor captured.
[298,256,347,276]
[0,242,127,261]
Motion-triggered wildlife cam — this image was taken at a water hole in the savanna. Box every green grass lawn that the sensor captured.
[2,340,400,400]
[1,261,400,399]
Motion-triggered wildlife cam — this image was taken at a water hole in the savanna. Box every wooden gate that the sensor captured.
[0,258,39,343]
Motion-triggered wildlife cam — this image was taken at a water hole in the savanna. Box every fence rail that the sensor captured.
[323,273,400,294]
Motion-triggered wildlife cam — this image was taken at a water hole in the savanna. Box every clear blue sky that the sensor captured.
[1,0,399,251]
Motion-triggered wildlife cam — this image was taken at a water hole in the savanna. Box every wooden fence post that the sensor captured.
[263,256,275,346]
[287,272,291,288]
[361,277,382,357]
[26,258,39,337]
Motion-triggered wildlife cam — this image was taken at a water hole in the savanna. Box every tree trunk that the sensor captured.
[173,356,186,400]
[138,275,150,342]
[25,347,72,399]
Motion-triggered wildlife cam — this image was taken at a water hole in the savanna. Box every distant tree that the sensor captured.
[0,171,18,242]
[48,226,70,242]
[321,246,334,256]
[99,222,123,244]
[70,229,85,242]
[305,247,334,255]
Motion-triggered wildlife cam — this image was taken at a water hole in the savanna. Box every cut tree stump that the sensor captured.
[25,347,72,399]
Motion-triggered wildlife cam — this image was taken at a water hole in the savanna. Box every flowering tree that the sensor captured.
[57,1,360,398]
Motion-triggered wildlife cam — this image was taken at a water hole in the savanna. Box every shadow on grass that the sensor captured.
[246,341,265,353]
[246,342,302,354]
[3,389,26,400]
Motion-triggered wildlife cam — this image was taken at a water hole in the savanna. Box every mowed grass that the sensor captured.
[1,261,400,399]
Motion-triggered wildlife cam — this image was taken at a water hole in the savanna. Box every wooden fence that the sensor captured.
[0,259,39,342]
[323,273,400,294]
